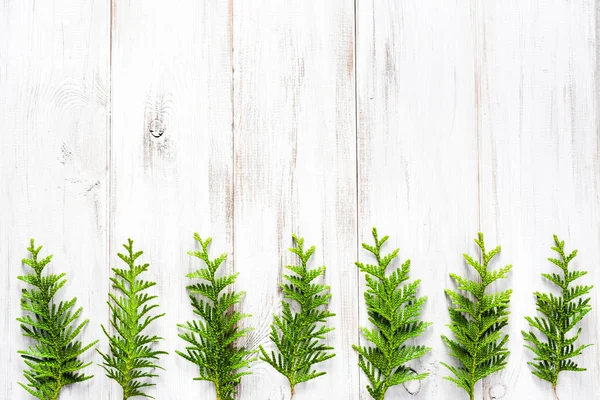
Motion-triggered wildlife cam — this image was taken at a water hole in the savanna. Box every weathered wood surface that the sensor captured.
[0,0,110,398]
[476,2,600,399]
[356,2,480,398]
[1,1,598,399]
[233,1,357,399]
[110,1,234,399]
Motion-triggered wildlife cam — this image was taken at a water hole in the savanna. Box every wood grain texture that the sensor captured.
[476,1,600,399]
[1,1,599,399]
[110,0,233,399]
[356,1,480,399]
[0,0,110,398]
[232,1,357,399]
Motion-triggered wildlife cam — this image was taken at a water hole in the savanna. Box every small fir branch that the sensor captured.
[522,235,593,400]
[177,233,256,400]
[98,239,168,399]
[17,239,98,400]
[353,227,432,400]
[259,235,335,399]
[441,232,512,400]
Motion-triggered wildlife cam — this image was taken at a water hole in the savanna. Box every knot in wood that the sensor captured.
[489,383,507,399]
[403,370,421,395]
[148,117,165,138]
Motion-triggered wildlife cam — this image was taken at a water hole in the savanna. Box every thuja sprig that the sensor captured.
[522,235,593,400]
[353,227,431,400]
[98,239,167,399]
[441,232,512,400]
[259,235,335,399]
[17,239,98,400]
[177,233,256,400]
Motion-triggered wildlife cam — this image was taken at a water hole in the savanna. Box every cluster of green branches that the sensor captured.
[353,228,431,400]
[522,235,593,400]
[176,234,256,400]
[15,231,595,400]
[259,235,335,399]
[98,239,167,399]
[17,239,98,400]
[441,233,512,400]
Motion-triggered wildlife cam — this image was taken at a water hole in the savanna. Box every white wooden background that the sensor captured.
[1,1,599,399]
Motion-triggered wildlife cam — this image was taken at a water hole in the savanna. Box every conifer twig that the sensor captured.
[177,233,256,400]
[522,235,593,400]
[259,235,335,399]
[98,239,168,399]
[353,227,431,400]
[17,239,98,400]
[441,232,512,400]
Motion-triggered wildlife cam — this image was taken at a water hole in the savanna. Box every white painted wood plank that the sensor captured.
[356,1,481,399]
[0,0,110,398]
[477,2,600,399]
[233,1,358,399]
[110,1,233,399]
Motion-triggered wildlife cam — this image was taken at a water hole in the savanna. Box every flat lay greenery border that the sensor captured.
[16,231,593,400]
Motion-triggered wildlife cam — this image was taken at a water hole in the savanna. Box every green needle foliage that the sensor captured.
[177,233,256,400]
[353,227,432,400]
[259,235,335,399]
[441,232,512,400]
[522,235,593,399]
[17,239,98,400]
[98,239,168,399]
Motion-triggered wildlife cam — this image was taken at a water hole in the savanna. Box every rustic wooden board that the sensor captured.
[0,0,110,398]
[356,1,481,399]
[232,1,358,399]
[477,2,600,399]
[110,0,233,399]
[1,1,599,399]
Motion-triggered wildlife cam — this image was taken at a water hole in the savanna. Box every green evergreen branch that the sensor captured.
[353,227,432,400]
[98,239,168,399]
[441,232,512,400]
[177,233,256,400]
[259,235,335,399]
[522,235,593,400]
[17,239,98,400]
